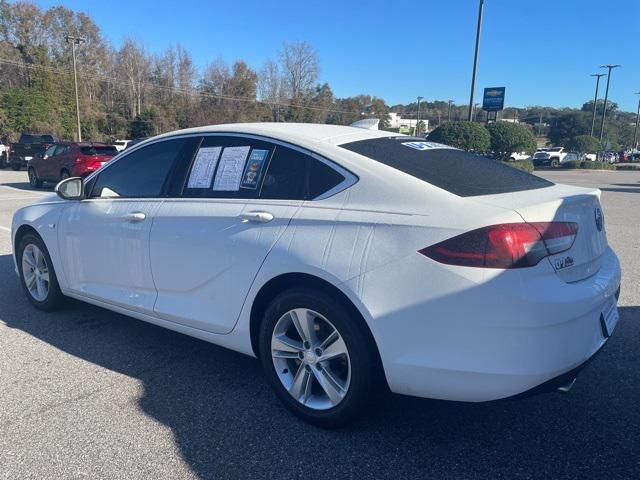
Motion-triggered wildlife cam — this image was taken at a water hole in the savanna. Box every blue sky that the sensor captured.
[32,0,640,112]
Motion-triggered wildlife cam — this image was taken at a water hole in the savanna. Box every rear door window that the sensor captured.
[260,146,345,200]
[340,137,553,197]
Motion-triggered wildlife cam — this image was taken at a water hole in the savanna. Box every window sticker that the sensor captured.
[401,141,456,151]
[212,146,250,191]
[240,149,269,189]
[187,146,222,188]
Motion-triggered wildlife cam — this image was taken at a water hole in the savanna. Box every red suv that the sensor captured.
[27,142,118,188]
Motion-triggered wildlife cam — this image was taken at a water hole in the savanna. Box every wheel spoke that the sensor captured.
[39,271,49,283]
[35,249,46,270]
[319,329,339,350]
[23,250,36,268]
[25,272,36,290]
[290,308,315,345]
[318,336,348,362]
[36,277,46,299]
[289,364,312,402]
[313,365,347,405]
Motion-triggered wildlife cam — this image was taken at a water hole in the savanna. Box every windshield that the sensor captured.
[340,137,554,197]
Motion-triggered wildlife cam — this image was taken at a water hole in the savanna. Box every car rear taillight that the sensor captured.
[419,222,578,269]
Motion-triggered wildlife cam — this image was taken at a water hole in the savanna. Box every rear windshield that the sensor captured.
[19,134,54,144]
[340,137,554,197]
[81,146,118,156]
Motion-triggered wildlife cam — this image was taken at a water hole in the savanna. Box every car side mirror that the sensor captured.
[55,177,84,200]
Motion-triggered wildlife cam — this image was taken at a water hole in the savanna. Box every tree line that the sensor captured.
[0,0,635,150]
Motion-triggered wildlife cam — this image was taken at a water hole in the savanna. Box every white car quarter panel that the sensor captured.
[149,198,301,334]
[57,198,160,313]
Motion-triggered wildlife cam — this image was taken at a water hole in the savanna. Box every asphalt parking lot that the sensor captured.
[0,168,638,479]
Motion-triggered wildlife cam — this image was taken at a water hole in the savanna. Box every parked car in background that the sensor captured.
[0,141,8,169]
[113,139,131,152]
[533,147,577,167]
[27,142,118,188]
[8,134,58,171]
[125,137,148,149]
[507,151,531,161]
[618,151,628,163]
[11,123,621,427]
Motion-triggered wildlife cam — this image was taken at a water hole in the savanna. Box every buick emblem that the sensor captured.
[594,207,604,232]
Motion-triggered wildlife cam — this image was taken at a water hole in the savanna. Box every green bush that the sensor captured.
[503,159,534,172]
[562,160,581,169]
[580,161,613,170]
[487,122,536,161]
[427,121,491,151]
[615,164,640,170]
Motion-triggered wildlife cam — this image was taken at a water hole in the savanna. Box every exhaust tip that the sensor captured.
[557,378,577,393]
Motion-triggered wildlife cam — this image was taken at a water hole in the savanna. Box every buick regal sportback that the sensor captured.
[11,124,621,427]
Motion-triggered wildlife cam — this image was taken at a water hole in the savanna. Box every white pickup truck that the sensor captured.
[532,147,578,167]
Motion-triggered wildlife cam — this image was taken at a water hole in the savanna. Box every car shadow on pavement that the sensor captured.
[0,252,638,479]
[1,181,53,192]
[600,187,640,194]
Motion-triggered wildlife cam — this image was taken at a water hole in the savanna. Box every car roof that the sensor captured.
[151,123,399,149]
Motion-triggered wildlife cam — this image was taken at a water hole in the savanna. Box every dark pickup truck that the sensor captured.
[9,134,59,171]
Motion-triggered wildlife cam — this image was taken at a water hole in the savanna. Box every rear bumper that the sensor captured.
[353,247,621,402]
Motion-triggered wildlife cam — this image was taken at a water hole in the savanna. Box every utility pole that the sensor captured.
[416,96,423,136]
[598,64,621,142]
[590,73,606,137]
[634,92,640,151]
[447,100,454,121]
[467,0,485,121]
[65,34,85,142]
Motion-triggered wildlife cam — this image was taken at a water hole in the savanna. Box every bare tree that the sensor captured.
[117,38,150,119]
[258,60,283,121]
[279,41,319,104]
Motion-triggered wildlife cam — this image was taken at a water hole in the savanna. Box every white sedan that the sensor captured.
[11,124,621,427]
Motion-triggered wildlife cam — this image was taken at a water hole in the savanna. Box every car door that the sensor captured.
[35,144,58,180]
[57,137,199,314]
[149,135,314,334]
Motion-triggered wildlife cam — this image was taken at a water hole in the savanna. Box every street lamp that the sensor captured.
[634,92,640,151]
[467,0,485,121]
[447,100,454,121]
[65,34,85,142]
[598,64,621,142]
[589,73,606,137]
[416,96,423,136]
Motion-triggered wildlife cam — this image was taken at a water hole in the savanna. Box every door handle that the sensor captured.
[239,211,274,223]
[124,211,146,222]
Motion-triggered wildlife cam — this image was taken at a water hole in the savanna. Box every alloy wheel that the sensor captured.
[271,308,351,410]
[22,244,50,302]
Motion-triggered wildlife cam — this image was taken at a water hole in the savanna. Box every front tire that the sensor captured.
[17,233,65,311]
[11,162,21,171]
[551,158,560,168]
[258,288,379,428]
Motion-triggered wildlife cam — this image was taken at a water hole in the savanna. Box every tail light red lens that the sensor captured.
[419,222,578,269]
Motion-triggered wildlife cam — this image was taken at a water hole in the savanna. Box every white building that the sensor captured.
[388,113,429,133]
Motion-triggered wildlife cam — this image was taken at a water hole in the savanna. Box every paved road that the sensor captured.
[0,169,638,479]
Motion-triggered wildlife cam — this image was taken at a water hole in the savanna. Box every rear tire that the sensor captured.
[60,169,70,180]
[551,158,560,168]
[0,152,6,169]
[28,168,43,188]
[258,288,379,428]
[17,233,65,311]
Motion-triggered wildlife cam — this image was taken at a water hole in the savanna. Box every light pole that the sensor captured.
[416,96,423,136]
[598,64,621,142]
[634,92,640,150]
[589,73,606,137]
[467,0,485,121]
[447,100,454,121]
[65,34,85,142]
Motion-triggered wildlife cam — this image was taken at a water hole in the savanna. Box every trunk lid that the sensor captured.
[472,184,608,282]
